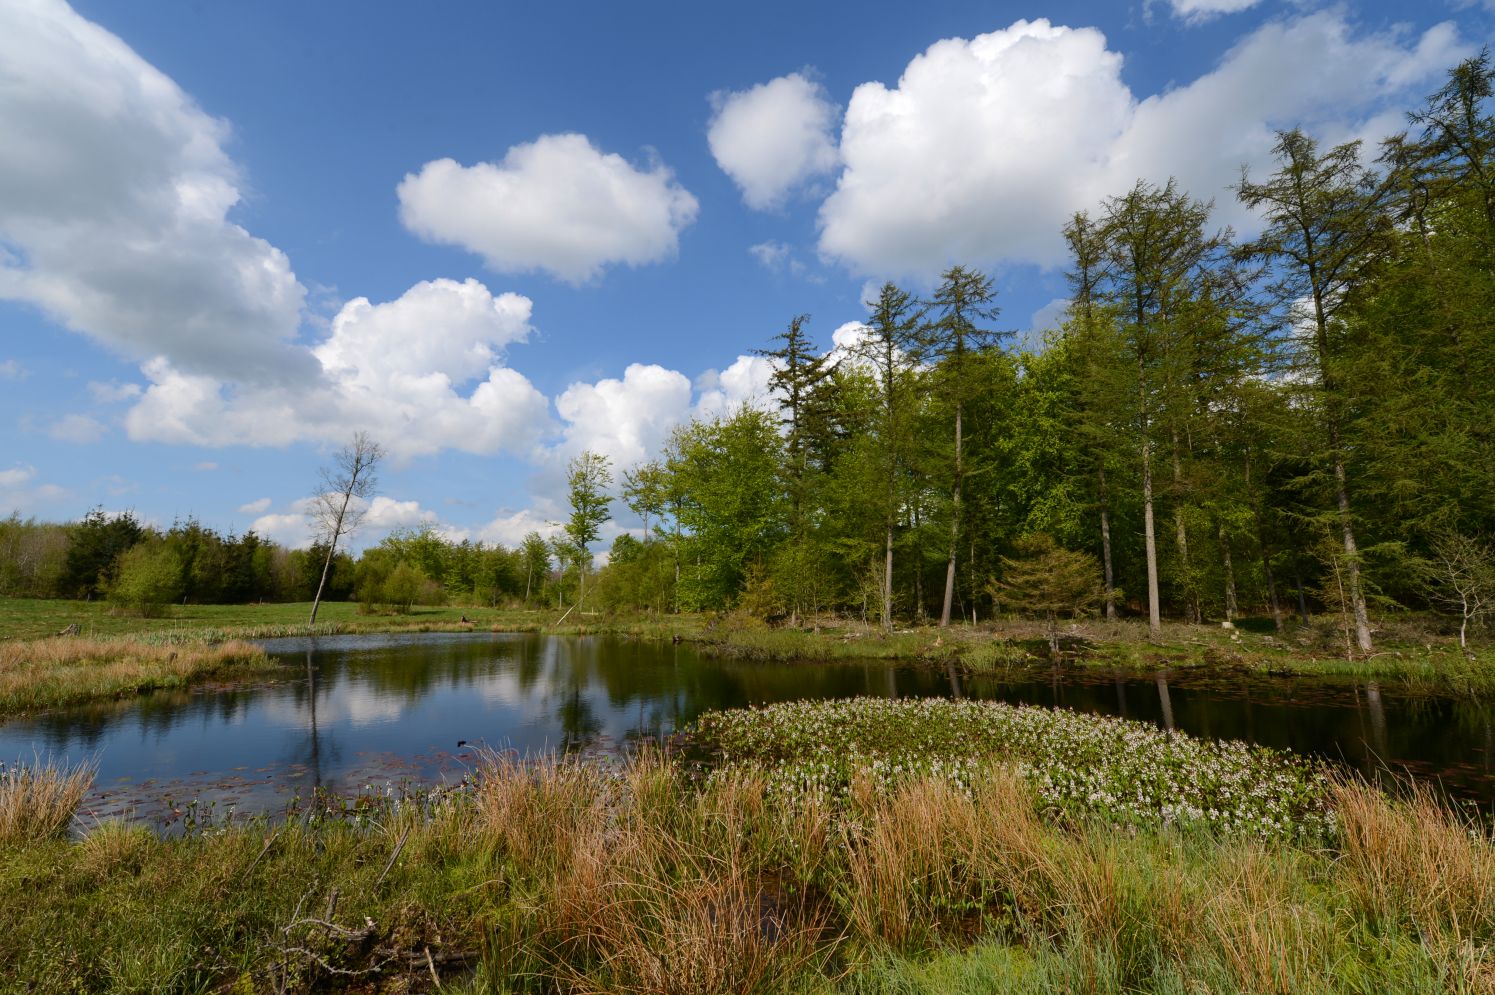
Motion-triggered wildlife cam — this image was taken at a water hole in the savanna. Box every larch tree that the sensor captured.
[923,265,1006,627]
[857,282,923,630]
[1238,130,1391,653]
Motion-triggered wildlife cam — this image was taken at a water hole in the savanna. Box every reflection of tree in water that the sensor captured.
[19,682,266,752]
[556,684,602,751]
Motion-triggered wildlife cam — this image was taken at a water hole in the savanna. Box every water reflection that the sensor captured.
[0,631,1491,823]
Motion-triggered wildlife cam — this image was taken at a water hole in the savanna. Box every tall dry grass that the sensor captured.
[1332,778,1495,946]
[0,756,94,844]
[474,751,834,994]
[0,636,268,713]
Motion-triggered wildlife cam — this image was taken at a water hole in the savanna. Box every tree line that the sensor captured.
[576,54,1495,649]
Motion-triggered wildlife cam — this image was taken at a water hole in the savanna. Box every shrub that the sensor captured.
[108,543,183,618]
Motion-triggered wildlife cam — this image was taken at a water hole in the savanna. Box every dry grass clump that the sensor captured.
[476,751,833,994]
[0,636,268,714]
[0,756,94,844]
[838,767,1055,951]
[1333,778,1495,946]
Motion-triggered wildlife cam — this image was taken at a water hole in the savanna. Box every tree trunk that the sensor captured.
[1217,520,1238,622]
[1099,466,1116,620]
[1140,410,1162,639]
[308,493,351,627]
[1170,432,1197,623]
[1245,454,1284,632]
[1331,443,1373,653]
[940,403,962,627]
[882,519,894,632]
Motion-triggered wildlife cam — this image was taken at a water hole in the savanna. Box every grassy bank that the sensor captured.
[2,699,1492,992]
[0,636,272,716]
[1,596,1490,702]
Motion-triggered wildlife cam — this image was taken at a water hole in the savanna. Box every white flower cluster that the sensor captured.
[695,698,1333,841]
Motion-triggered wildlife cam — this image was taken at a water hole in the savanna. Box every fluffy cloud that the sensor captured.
[0,0,310,383]
[398,134,699,284]
[124,278,553,460]
[249,494,439,549]
[818,14,1464,277]
[554,363,694,469]
[238,497,272,515]
[749,241,791,271]
[708,73,840,210]
[476,508,564,547]
[694,354,776,419]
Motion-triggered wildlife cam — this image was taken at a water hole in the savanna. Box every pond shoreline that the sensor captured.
[1,597,1490,715]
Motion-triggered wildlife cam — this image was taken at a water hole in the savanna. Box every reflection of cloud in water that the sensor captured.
[259,685,406,729]
[474,671,532,709]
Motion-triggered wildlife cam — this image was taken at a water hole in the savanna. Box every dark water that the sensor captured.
[1,632,1492,826]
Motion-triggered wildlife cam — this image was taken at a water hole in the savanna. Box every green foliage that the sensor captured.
[107,542,184,618]
[990,534,1104,653]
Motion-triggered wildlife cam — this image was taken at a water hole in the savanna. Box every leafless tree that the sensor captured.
[1424,531,1495,655]
[307,432,384,626]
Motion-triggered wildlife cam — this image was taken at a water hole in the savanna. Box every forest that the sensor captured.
[3,55,1493,654]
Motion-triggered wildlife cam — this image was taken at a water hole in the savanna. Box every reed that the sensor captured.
[0,756,94,844]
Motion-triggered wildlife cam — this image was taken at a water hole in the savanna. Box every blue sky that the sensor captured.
[0,0,1487,551]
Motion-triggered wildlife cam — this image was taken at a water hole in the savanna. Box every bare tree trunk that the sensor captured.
[912,504,925,621]
[940,404,962,627]
[1331,443,1373,653]
[309,492,350,627]
[1140,394,1162,639]
[1099,466,1116,620]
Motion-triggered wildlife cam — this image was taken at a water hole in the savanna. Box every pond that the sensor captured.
[1,631,1491,826]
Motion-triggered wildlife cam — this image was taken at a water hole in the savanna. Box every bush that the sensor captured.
[108,543,183,617]
[382,562,427,614]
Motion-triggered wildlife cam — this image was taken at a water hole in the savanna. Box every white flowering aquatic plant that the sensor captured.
[692,698,1334,842]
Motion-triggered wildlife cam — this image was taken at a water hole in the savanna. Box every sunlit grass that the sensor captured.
[0,636,271,715]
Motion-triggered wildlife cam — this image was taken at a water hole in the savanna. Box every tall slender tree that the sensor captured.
[564,450,613,612]
[857,283,923,629]
[923,265,1006,627]
[1238,130,1391,653]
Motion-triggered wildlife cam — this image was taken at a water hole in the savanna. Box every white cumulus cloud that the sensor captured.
[249,494,439,549]
[238,497,272,515]
[397,133,699,284]
[124,277,553,460]
[818,14,1464,278]
[708,73,840,210]
[0,0,311,383]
